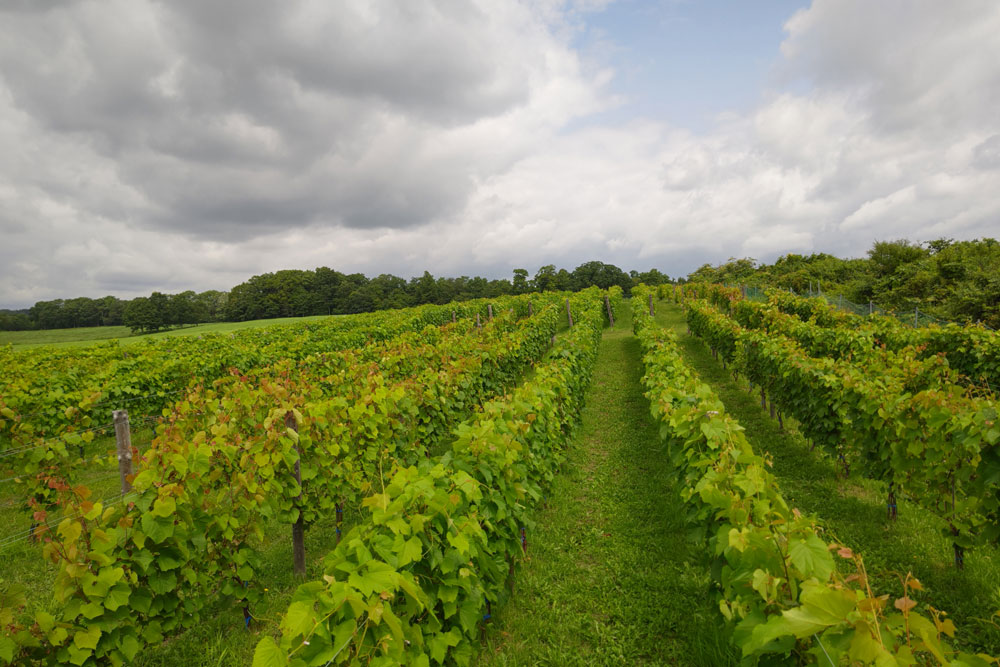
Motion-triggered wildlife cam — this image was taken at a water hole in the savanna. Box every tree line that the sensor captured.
[0,262,670,333]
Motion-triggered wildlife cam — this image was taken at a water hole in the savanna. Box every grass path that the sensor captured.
[656,301,1000,655]
[476,307,734,666]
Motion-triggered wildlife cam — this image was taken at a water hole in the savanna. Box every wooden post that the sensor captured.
[452,310,456,323]
[914,307,919,327]
[488,304,494,321]
[760,387,766,410]
[565,299,573,327]
[869,301,873,316]
[476,313,482,330]
[673,284,677,300]
[285,411,306,578]
[113,410,134,494]
[528,302,533,316]
[648,293,654,316]
[604,294,615,327]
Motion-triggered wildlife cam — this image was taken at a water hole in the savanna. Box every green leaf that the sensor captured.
[73,625,101,651]
[788,534,835,581]
[119,634,141,661]
[0,637,15,664]
[252,636,288,667]
[35,611,56,633]
[140,513,174,544]
[104,583,131,611]
[151,496,176,518]
[130,587,152,615]
[399,537,422,566]
[280,601,314,638]
[57,519,82,544]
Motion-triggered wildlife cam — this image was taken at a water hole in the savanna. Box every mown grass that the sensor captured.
[656,300,1000,656]
[0,315,334,350]
[476,306,735,666]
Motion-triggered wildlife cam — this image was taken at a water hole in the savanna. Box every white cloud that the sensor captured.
[1,0,999,307]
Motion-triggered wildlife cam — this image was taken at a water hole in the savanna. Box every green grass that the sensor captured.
[476,306,735,666]
[0,315,335,350]
[656,300,1000,656]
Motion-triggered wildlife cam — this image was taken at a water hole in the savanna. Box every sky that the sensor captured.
[1,0,998,308]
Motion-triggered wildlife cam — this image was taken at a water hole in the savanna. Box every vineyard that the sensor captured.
[2,284,1000,665]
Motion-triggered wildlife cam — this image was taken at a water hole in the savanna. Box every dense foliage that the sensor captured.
[685,238,1000,328]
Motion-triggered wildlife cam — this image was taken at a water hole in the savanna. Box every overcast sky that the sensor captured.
[1,0,998,308]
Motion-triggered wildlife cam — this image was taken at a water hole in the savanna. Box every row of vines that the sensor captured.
[679,285,1000,568]
[0,287,620,665]
[633,285,994,665]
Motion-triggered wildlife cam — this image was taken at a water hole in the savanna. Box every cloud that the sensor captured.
[1,0,999,308]
[0,0,610,246]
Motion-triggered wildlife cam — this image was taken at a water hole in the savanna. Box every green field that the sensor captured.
[0,315,334,350]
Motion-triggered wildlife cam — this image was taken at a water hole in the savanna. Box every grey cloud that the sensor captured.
[973,135,1000,170]
[0,0,581,247]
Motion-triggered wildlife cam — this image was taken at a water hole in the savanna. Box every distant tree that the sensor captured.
[512,268,530,294]
[868,240,927,278]
[533,265,558,292]
[123,297,164,333]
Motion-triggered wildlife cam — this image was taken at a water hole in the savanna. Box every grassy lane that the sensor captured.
[476,307,735,667]
[656,301,1000,655]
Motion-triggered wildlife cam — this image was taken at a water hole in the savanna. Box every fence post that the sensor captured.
[452,310,456,323]
[285,411,306,578]
[914,307,919,327]
[476,313,482,330]
[566,299,574,327]
[869,301,873,316]
[604,294,615,327]
[648,293,654,316]
[488,304,494,321]
[113,410,134,494]
[528,301,533,316]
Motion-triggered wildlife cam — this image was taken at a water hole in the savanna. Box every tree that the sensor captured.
[530,265,555,292]
[512,268,530,294]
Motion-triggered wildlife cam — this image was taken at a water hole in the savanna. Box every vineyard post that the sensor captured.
[869,301,873,316]
[566,299,574,327]
[452,310,456,323]
[914,307,919,327]
[648,293,654,316]
[673,284,677,300]
[528,301,533,316]
[476,313,482,330]
[488,304,494,321]
[604,294,615,327]
[113,410,134,494]
[285,411,306,578]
